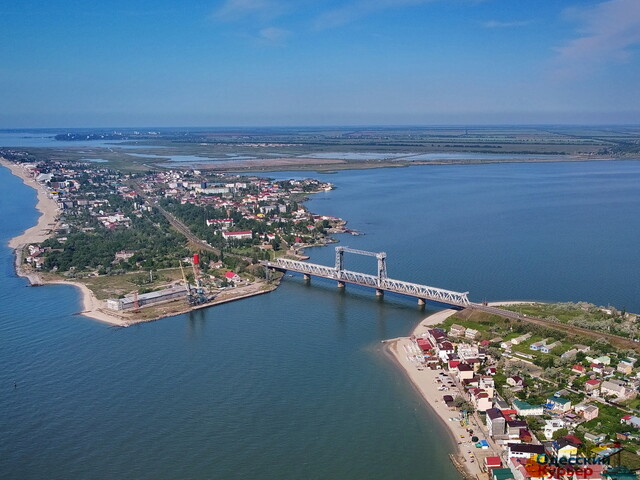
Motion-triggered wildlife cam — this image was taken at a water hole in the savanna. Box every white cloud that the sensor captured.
[554,0,640,75]
[314,0,439,30]
[482,20,531,29]
[258,26,290,44]
[214,0,277,20]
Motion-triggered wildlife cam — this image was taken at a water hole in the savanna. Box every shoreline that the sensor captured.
[383,303,525,479]
[1,157,279,326]
[0,158,126,325]
[1,158,61,250]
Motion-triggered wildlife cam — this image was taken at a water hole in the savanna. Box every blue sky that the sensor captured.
[1,0,639,127]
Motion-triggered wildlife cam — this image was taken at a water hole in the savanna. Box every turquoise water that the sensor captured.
[1,160,640,479]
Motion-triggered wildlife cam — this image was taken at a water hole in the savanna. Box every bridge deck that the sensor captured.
[264,258,469,307]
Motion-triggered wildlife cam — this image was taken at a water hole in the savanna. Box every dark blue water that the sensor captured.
[0,165,456,479]
[1,160,640,479]
[275,161,640,312]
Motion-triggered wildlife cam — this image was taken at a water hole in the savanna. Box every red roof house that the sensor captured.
[485,456,502,470]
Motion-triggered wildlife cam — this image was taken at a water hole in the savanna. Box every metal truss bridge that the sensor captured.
[263,246,470,307]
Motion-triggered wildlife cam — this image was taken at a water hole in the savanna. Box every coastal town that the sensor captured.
[2,151,640,480]
[389,304,640,480]
[0,153,347,325]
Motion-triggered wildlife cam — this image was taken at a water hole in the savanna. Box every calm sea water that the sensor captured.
[1,160,640,479]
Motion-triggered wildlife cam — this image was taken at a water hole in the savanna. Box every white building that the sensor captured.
[543,419,566,439]
[222,231,253,241]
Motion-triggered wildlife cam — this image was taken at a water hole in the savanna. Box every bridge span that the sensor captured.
[263,246,470,307]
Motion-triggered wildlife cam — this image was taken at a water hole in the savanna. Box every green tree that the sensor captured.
[552,428,569,440]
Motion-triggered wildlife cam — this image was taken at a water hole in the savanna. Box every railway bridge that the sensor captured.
[263,246,470,308]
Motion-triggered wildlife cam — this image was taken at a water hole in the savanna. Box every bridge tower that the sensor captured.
[335,246,387,291]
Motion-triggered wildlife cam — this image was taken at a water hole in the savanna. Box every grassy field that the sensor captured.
[44,268,186,300]
[14,125,640,174]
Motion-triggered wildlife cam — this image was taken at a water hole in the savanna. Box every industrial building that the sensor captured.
[106,285,186,311]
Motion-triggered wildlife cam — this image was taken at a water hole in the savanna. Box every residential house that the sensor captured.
[501,340,514,350]
[486,408,506,437]
[416,338,433,353]
[519,428,533,443]
[618,360,635,375]
[601,379,628,399]
[546,396,572,413]
[457,344,480,361]
[621,415,640,429]
[530,338,551,351]
[509,457,547,480]
[470,388,492,412]
[575,403,599,421]
[572,364,586,375]
[529,341,546,351]
[224,271,241,282]
[552,437,579,459]
[507,376,525,388]
[426,329,447,345]
[479,376,495,397]
[562,349,578,360]
[205,218,234,228]
[456,363,474,381]
[540,341,560,354]
[513,400,543,416]
[584,432,606,444]
[485,456,502,471]
[114,250,135,262]
[465,328,479,340]
[506,419,529,439]
[543,419,566,439]
[587,355,611,365]
[585,379,602,393]
[449,324,466,338]
[437,341,455,362]
[507,443,546,459]
[491,468,516,480]
[466,357,482,371]
[511,333,532,345]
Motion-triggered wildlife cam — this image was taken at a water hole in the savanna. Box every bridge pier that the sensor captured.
[262,251,470,308]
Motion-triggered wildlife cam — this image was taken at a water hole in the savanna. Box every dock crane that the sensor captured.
[179,255,210,306]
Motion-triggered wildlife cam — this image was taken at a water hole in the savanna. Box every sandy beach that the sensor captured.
[1,158,130,326]
[385,308,501,480]
[1,158,280,327]
[1,158,61,250]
